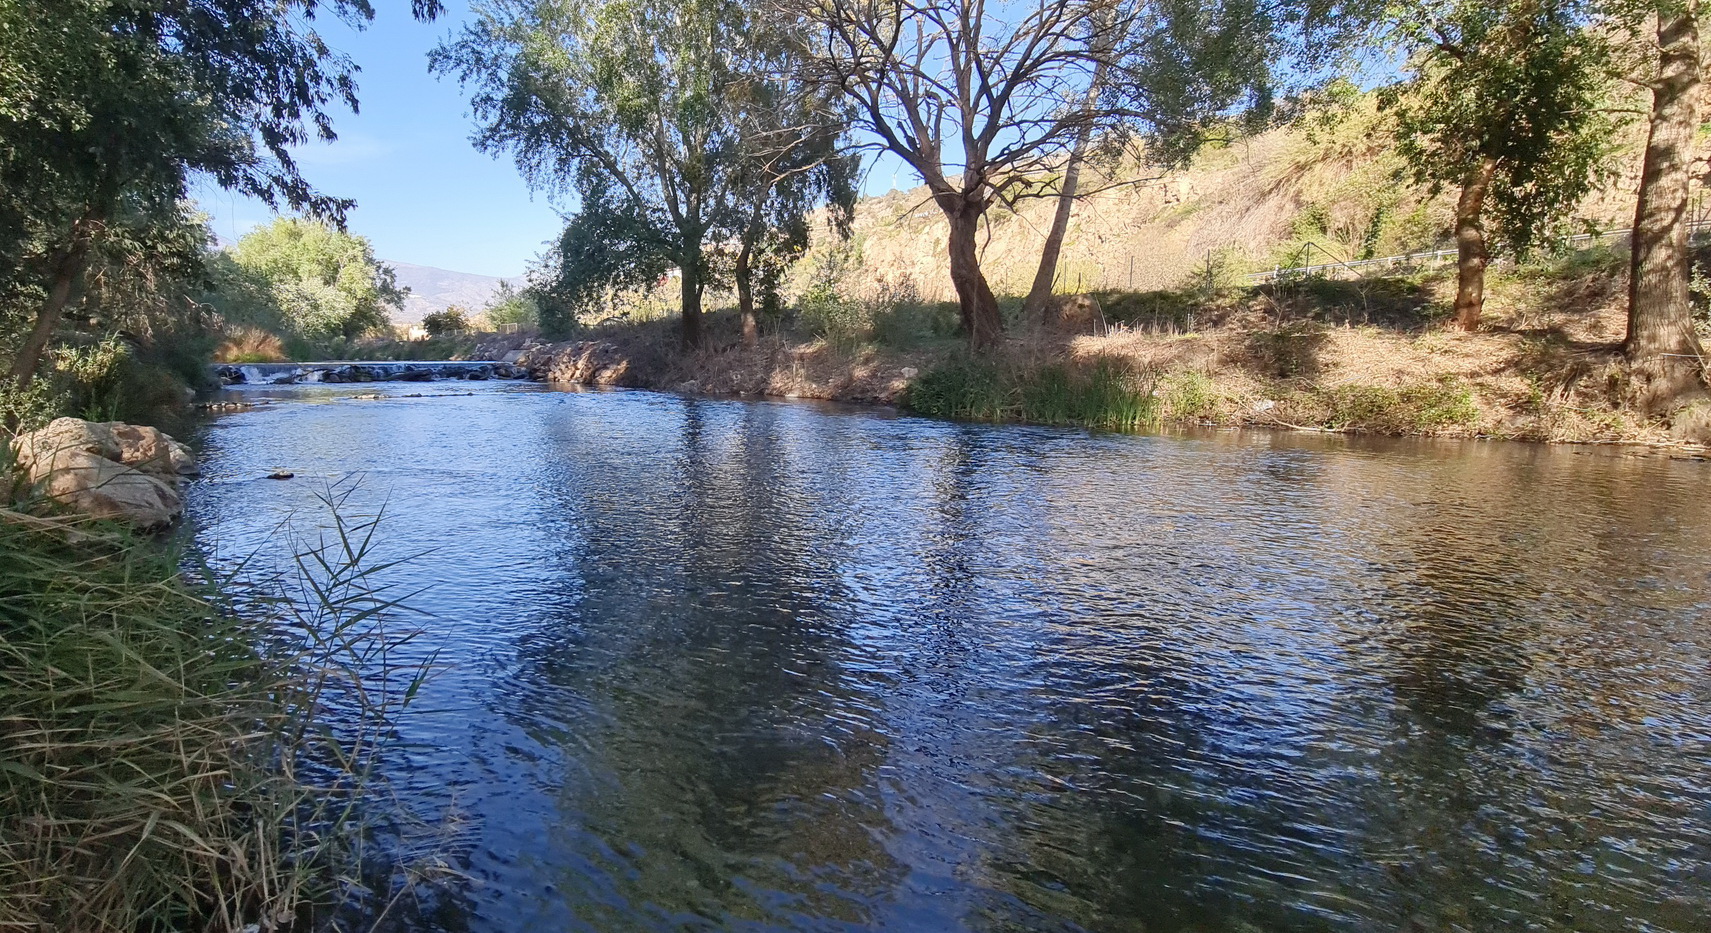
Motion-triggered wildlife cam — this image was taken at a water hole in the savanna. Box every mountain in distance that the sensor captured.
[387,261,518,325]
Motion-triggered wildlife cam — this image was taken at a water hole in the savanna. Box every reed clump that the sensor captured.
[905,355,1160,430]
[0,489,431,932]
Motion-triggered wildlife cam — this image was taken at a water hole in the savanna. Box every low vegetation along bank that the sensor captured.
[511,247,1711,447]
[0,494,430,930]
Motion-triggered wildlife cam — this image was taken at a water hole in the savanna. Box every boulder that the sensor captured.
[25,450,183,529]
[8,418,196,528]
[13,417,196,479]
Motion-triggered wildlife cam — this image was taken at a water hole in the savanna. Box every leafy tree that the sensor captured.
[1380,0,1615,331]
[0,0,440,390]
[483,281,540,328]
[524,178,676,338]
[423,306,471,336]
[436,0,850,348]
[225,218,405,342]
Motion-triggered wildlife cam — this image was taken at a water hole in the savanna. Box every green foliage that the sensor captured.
[1318,377,1481,433]
[483,280,539,328]
[423,306,471,337]
[437,0,852,343]
[221,218,404,343]
[1159,369,1221,420]
[0,0,428,384]
[906,356,1159,430]
[905,358,1013,422]
[0,491,434,930]
[0,378,63,434]
[1380,0,1619,258]
[528,182,675,339]
[50,335,132,421]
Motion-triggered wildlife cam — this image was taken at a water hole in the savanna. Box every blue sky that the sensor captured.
[194,1,913,279]
[194,1,560,279]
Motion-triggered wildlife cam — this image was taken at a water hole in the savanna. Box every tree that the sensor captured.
[423,306,472,336]
[0,0,439,389]
[1609,0,1707,409]
[226,218,405,342]
[436,0,850,349]
[1380,0,1614,331]
[483,280,540,328]
[801,0,1126,349]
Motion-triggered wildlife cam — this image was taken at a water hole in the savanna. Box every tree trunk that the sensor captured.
[8,229,96,388]
[1022,57,1109,325]
[944,201,1003,350]
[679,258,704,350]
[1452,155,1498,331]
[1627,5,1708,410]
[736,241,758,346]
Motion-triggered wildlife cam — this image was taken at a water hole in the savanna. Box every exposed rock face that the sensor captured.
[518,341,640,386]
[7,418,197,528]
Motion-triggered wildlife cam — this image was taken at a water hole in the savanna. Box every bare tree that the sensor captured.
[801,0,1123,349]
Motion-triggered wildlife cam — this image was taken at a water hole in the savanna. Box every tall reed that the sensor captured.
[0,484,434,932]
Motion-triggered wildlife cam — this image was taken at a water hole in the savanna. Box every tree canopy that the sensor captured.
[436,0,853,346]
[223,218,405,343]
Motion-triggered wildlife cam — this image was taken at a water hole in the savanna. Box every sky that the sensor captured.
[193,1,561,279]
[192,1,916,279]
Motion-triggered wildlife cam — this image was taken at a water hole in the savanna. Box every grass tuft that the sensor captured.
[0,484,435,932]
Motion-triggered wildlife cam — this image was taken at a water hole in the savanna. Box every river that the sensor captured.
[187,381,1711,932]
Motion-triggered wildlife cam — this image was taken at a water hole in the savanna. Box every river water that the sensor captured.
[187,381,1711,932]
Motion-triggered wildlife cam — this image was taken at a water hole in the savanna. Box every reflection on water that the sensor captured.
[188,382,1711,932]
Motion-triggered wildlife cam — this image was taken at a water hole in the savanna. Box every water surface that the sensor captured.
[188,382,1711,932]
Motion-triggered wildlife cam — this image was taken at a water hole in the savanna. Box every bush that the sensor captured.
[907,356,1158,430]
[215,325,289,363]
[905,357,1011,421]
[1319,377,1480,433]
[0,378,64,434]
[422,307,471,337]
[1159,369,1221,421]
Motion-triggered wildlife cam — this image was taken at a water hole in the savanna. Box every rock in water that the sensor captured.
[8,417,197,528]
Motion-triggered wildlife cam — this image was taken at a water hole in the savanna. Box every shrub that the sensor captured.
[0,378,64,434]
[423,306,471,337]
[1159,369,1220,421]
[908,356,1158,431]
[1320,377,1480,433]
[905,357,1012,421]
[215,325,289,363]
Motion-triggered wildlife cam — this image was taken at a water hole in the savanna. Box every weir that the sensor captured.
[213,360,528,385]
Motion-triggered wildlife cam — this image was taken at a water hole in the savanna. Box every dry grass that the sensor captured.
[0,483,438,932]
[519,243,1707,447]
[215,326,289,364]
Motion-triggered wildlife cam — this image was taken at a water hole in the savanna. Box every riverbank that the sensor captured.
[502,254,1711,448]
[0,491,428,929]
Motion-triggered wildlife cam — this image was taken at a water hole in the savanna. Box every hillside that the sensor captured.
[796,102,1654,304]
[389,261,515,325]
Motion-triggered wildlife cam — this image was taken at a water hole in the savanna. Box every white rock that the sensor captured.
[9,417,194,528]
[26,449,182,529]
